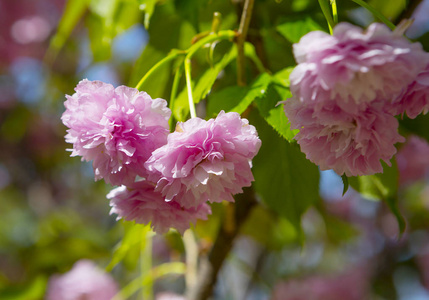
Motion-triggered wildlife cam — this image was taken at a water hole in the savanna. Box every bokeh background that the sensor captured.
[2,0,429,299]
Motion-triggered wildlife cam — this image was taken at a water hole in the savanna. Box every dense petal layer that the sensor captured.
[290,22,429,114]
[285,99,404,176]
[145,111,261,208]
[108,181,211,235]
[62,79,171,185]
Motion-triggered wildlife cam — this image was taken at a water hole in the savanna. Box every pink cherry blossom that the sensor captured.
[282,22,428,176]
[390,64,429,118]
[108,180,211,235]
[46,260,120,300]
[396,135,429,185]
[61,79,171,186]
[285,99,404,176]
[290,22,429,114]
[144,111,261,209]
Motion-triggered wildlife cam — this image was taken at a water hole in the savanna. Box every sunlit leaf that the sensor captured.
[138,0,158,29]
[251,111,320,236]
[174,44,237,121]
[130,3,194,98]
[273,66,294,88]
[46,0,89,62]
[207,73,271,117]
[255,82,297,142]
[86,14,112,61]
[106,222,145,272]
[193,45,237,104]
[277,16,324,43]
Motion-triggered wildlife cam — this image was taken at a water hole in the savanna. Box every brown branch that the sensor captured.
[187,188,257,300]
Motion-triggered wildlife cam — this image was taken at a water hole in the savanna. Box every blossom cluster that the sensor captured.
[283,22,429,176]
[62,79,261,234]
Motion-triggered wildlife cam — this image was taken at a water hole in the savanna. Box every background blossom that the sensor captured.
[397,135,429,185]
[290,22,429,114]
[145,111,261,208]
[46,260,120,300]
[62,79,171,186]
[286,99,404,176]
[108,181,211,234]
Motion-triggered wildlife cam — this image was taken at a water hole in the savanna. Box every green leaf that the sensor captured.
[206,85,246,117]
[207,73,271,117]
[349,161,406,234]
[255,82,297,142]
[251,110,320,235]
[244,42,266,73]
[86,14,112,61]
[113,1,142,33]
[0,276,47,300]
[193,45,237,104]
[174,44,237,121]
[106,222,145,272]
[87,0,118,60]
[277,16,324,43]
[90,0,118,18]
[241,205,297,250]
[341,174,349,196]
[86,0,141,61]
[46,0,89,63]
[130,3,193,98]
[139,0,158,29]
[273,67,294,88]
[399,114,429,145]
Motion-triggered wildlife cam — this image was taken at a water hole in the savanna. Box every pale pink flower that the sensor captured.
[391,65,429,118]
[396,135,429,185]
[271,264,371,300]
[290,22,429,114]
[61,79,171,186]
[285,99,404,176]
[283,22,426,175]
[108,181,211,234]
[46,260,120,300]
[145,111,261,208]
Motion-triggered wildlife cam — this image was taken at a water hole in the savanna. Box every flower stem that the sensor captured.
[318,0,335,34]
[140,225,153,300]
[184,230,198,296]
[135,50,185,90]
[183,30,237,118]
[331,0,338,24]
[184,57,197,119]
[351,0,395,30]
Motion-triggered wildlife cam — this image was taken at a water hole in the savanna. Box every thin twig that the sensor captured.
[188,188,257,300]
[236,0,255,86]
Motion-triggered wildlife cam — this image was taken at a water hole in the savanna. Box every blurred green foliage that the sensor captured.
[3,0,429,299]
